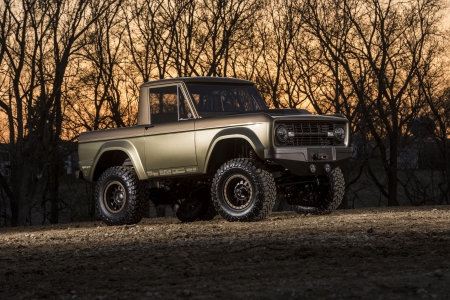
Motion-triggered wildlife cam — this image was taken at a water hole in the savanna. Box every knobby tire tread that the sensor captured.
[292,166,345,215]
[212,158,276,222]
[95,166,148,226]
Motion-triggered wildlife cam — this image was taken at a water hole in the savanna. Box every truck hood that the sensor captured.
[197,109,347,121]
[260,109,311,116]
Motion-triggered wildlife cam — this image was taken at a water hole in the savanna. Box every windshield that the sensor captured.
[186,84,268,117]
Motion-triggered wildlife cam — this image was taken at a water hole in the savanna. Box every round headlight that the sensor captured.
[276,125,288,143]
[334,126,345,142]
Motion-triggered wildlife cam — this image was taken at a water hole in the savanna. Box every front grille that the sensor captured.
[277,122,344,146]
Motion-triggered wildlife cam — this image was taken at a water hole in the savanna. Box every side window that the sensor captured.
[150,85,177,124]
[149,85,192,124]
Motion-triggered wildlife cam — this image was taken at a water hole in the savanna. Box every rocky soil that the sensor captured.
[1,206,450,300]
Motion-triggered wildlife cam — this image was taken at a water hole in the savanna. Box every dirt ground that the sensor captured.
[1,206,449,300]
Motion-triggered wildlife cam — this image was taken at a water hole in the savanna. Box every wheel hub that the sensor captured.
[234,182,250,200]
[104,181,126,214]
[223,174,253,210]
[113,189,124,205]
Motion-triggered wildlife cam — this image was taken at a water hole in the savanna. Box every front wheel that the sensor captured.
[95,166,148,226]
[291,167,345,215]
[212,159,276,222]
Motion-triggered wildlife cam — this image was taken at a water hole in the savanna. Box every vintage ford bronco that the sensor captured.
[77,77,353,225]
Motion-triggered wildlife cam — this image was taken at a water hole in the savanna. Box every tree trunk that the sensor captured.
[387,170,399,206]
[14,178,29,226]
[50,150,60,224]
[387,140,399,206]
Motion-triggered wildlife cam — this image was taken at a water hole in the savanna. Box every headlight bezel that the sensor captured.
[275,125,289,143]
[334,126,345,143]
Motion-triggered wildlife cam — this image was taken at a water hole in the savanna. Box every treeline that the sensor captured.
[0,0,449,226]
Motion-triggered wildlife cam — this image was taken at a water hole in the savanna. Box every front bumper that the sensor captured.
[264,146,353,175]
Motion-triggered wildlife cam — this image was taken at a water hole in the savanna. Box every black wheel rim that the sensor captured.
[103,181,126,214]
[223,174,253,210]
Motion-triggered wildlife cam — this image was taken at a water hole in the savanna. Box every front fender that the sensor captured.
[202,127,267,173]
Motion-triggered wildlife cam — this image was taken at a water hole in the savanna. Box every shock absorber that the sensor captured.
[249,149,256,160]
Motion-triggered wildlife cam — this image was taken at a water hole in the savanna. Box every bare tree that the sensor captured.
[254,0,303,108]
[65,0,131,134]
[303,0,443,206]
[1,0,449,226]
[169,0,262,77]
[0,0,44,226]
[417,85,450,204]
[124,0,174,81]
[0,0,118,226]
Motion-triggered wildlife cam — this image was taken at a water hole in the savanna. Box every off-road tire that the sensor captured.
[174,185,217,222]
[212,158,276,222]
[95,166,148,226]
[291,167,345,215]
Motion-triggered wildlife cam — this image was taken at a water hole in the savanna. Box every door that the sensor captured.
[144,84,198,177]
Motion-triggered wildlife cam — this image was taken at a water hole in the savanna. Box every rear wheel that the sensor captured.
[290,167,345,215]
[174,184,216,222]
[95,166,148,226]
[212,158,276,222]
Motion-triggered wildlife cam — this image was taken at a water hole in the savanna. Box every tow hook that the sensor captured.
[313,152,329,160]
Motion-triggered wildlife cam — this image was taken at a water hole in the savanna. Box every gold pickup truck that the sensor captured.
[77,77,353,225]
